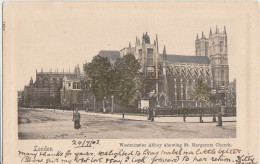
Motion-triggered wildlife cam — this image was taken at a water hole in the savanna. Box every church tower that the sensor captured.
[209,26,229,88]
[133,32,159,96]
[195,31,210,57]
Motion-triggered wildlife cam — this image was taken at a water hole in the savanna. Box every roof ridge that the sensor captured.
[99,50,120,52]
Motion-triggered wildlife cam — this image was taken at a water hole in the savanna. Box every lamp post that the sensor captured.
[103,96,106,113]
[111,95,114,114]
[85,99,89,112]
[210,89,217,122]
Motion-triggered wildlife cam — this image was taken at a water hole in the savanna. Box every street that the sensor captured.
[18,108,236,139]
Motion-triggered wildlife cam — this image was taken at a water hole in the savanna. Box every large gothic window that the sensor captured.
[43,78,49,87]
[221,69,225,86]
[212,41,215,53]
[139,49,142,59]
[147,48,153,66]
[220,41,224,53]
[205,42,209,56]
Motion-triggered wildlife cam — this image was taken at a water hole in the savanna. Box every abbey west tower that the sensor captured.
[195,26,229,88]
[135,32,159,96]
[120,32,159,96]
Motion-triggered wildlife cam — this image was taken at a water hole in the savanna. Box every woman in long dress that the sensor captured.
[73,108,81,129]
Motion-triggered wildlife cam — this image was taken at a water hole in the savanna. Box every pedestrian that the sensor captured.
[217,112,222,126]
[151,108,155,122]
[147,107,151,120]
[148,90,157,121]
[183,110,186,122]
[200,111,203,123]
[73,108,81,129]
[213,113,216,122]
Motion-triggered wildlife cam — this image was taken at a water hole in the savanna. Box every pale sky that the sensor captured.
[3,2,244,90]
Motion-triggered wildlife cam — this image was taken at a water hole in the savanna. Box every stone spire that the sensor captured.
[163,45,167,61]
[156,34,159,53]
[209,28,212,38]
[30,77,33,85]
[196,33,199,40]
[224,26,226,34]
[215,25,219,34]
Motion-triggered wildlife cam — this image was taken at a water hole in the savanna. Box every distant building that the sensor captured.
[22,65,81,107]
[60,76,83,106]
[18,90,24,107]
[98,50,120,67]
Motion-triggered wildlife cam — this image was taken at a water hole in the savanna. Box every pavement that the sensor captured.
[85,112,236,123]
[18,108,236,139]
[28,108,236,123]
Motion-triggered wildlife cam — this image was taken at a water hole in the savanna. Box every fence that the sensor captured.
[20,104,236,117]
[113,106,236,117]
[113,106,148,116]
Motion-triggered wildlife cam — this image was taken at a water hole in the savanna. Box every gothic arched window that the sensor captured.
[43,78,49,87]
[147,48,153,66]
[212,41,215,53]
[221,69,225,86]
[139,49,142,59]
[220,41,224,53]
[205,43,209,56]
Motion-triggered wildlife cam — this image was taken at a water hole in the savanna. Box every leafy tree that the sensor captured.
[86,55,113,103]
[114,53,141,106]
[188,79,213,103]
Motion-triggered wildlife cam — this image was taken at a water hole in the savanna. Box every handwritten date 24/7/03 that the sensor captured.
[72,139,100,148]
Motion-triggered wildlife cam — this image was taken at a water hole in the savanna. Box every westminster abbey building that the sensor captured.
[100,26,235,108]
[19,26,236,109]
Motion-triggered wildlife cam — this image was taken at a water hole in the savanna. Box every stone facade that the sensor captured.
[60,76,83,106]
[20,26,235,109]
[99,26,233,108]
[22,66,81,107]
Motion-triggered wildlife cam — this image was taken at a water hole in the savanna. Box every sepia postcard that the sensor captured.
[2,1,259,163]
